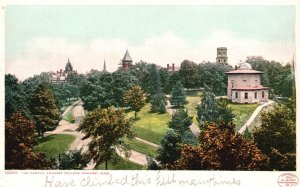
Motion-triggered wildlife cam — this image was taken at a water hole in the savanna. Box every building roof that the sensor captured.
[226,69,263,74]
[232,85,269,91]
[122,50,133,62]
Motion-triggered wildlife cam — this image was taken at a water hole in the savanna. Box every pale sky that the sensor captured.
[5,5,295,80]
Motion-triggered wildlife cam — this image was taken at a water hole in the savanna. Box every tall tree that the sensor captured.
[179,60,198,89]
[5,112,54,169]
[156,129,182,167]
[77,107,134,170]
[165,72,181,94]
[253,105,296,170]
[32,84,60,137]
[150,93,167,113]
[168,109,192,135]
[170,81,186,108]
[123,85,146,119]
[148,64,162,95]
[172,122,269,170]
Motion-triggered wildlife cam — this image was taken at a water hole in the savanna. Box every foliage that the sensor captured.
[165,72,181,94]
[32,84,60,137]
[95,156,143,170]
[148,64,162,95]
[78,107,134,170]
[197,63,233,96]
[156,129,182,166]
[159,68,169,94]
[5,74,30,118]
[5,112,54,169]
[123,85,146,119]
[253,105,296,170]
[179,60,199,89]
[124,138,157,157]
[146,155,161,170]
[58,150,90,170]
[216,98,235,125]
[168,109,192,135]
[246,56,294,98]
[150,93,167,113]
[170,81,186,107]
[172,122,269,170]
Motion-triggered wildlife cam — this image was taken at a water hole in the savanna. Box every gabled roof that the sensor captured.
[226,69,263,74]
[232,85,269,91]
[122,50,133,62]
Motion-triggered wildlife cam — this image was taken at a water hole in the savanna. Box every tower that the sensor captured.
[103,60,107,73]
[216,47,228,64]
[121,50,133,70]
[65,58,73,73]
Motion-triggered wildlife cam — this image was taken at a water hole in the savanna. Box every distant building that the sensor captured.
[166,63,180,72]
[216,47,228,64]
[102,60,107,73]
[226,62,268,104]
[119,50,133,70]
[51,58,77,84]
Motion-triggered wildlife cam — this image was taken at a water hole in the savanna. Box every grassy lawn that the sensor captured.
[95,157,144,170]
[185,91,202,126]
[124,138,157,157]
[249,102,277,131]
[228,103,258,130]
[33,134,76,159]
[62,107,75,123]
[127,104,170,145]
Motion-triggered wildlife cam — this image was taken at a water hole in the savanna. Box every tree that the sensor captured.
[58,150,90,170]
[148,64,162,95]
[150,93,166,113]
[197,86,218,127]
[77,107,134,170]
[168,109,192,135]
[172,122,269,170]
[146,155,161,170]
[156,129,182,167]
[253,105,296,170]
[170,81,186,107]
[123,85,146,119]
[5,112,54,169]
[165,72,181,94]
[32,84,60,137]
[216,98,235,125]
[5,74,30,118]
[179,60,198,89]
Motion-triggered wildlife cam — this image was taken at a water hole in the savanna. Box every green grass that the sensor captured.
[185,91,202,126]
[249,102,277,131]
[33,134,76,159]
[124,138,158,157]
[228,103,258,130]
[95,157,144,170]
[62,107,75,123]
[127,104,171,145]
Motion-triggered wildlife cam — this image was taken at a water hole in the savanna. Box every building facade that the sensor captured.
[119,50,133,70]
[226,62,268,104]
[216,47,228,64]
[51,59,77,84]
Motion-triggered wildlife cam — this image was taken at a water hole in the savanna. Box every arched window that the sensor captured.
[262,91,265,98]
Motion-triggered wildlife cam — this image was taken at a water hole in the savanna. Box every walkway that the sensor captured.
[238,100,274,134]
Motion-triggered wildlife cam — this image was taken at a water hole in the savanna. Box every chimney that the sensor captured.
[172,63,175,71]
[167,64,169,70]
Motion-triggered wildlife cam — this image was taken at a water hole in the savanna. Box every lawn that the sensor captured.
[124,138,158,157]
[95,157,144,170]
[127,104,171,145]
[185,91,202,126]
[249,102,277,131]
[33,134,76,159]
[62,108,75,123]
[228,103,258,130]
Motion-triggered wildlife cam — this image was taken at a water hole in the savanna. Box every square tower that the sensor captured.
[216,47,228,64]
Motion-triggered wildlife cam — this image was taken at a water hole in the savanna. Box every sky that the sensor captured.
[5,5,295,80]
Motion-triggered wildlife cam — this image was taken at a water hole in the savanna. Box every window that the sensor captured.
[245,93,248,99]
[243,80,247,83]
[255,92,257,99]
[262,91,265,98]
[235,92,238,98]
[231,80,234,88]
[218,59,220,62]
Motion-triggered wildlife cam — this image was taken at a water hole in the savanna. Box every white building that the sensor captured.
[226,62,269,104]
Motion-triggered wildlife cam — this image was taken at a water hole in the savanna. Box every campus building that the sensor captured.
[51,59,77,84]
[226,62,268,104]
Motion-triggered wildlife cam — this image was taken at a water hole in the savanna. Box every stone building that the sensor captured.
[51,58,77,84]
[216,47,228,64]
[226,62,268,104]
